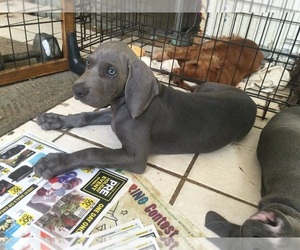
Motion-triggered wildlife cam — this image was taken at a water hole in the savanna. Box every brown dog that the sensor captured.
[153,37,264,91]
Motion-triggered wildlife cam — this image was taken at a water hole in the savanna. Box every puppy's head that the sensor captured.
[241,209,300,237]
[73,41,160,118]
[73,42,135,108]
[205,209,300,237]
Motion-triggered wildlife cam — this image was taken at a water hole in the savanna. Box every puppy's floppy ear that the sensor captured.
[125,59,160,119]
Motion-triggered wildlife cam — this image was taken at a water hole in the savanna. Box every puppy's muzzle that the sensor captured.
[73,83,88,100]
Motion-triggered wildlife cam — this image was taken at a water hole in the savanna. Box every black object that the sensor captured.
[0,145,25,159]
[0,33,62,70]
[67,31,86,76]
[8,165,33,182]
[12,149,35,168]
[33,33,63,62]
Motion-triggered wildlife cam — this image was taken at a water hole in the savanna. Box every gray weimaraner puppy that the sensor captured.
[34,41,257,180]
[205,106,300,237]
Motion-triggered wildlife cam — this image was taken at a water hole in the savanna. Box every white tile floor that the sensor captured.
[0,13,280,239]
[0,94,274,237]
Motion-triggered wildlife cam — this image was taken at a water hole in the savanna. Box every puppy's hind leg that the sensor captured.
[37,108,112,130]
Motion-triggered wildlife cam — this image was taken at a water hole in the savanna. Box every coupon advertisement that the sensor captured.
[0,134,132,242]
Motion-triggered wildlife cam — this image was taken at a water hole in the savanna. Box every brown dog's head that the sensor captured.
[73,41,160,119]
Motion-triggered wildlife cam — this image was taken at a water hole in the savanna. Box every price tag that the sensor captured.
[24,140,33,145]
[17,212,34,226]
[35,144,44,150]
[8,185,22,195]
[0,168,10,174]
[82,168,94,173]
[80,197,95,210]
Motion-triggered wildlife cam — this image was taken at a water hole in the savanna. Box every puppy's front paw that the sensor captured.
[34,152,70,179]
[37,113,66,130]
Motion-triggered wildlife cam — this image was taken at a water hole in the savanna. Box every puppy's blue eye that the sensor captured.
[107,67,116,76]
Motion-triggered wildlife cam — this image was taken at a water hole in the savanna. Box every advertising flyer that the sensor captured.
[0,134,133,242]
[0,134,206,250]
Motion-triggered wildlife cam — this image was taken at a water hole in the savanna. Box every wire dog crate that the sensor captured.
[74,11,300,119]
[0,0,76,86]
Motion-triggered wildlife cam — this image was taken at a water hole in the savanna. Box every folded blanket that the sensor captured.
[140,57,182,84]
[140,56,180,72]
[243,63,290,93]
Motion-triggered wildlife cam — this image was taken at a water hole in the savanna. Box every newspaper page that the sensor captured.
[87,224,160,250]
[0,134,133,248]
[83,219,159,249]
[87,171,205,249]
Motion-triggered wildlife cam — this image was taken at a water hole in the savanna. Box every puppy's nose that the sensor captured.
[73,83,88,99]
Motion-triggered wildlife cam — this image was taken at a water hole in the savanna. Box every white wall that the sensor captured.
[203,1,300,59]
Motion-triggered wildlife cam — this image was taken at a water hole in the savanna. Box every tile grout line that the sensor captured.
[32,119,110,149]
[148,156,258,208]
[253,125,264,130]
[60,130,111,149]
[186,178,258,208]
[168,154,199,206]
[147,162,185,179]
